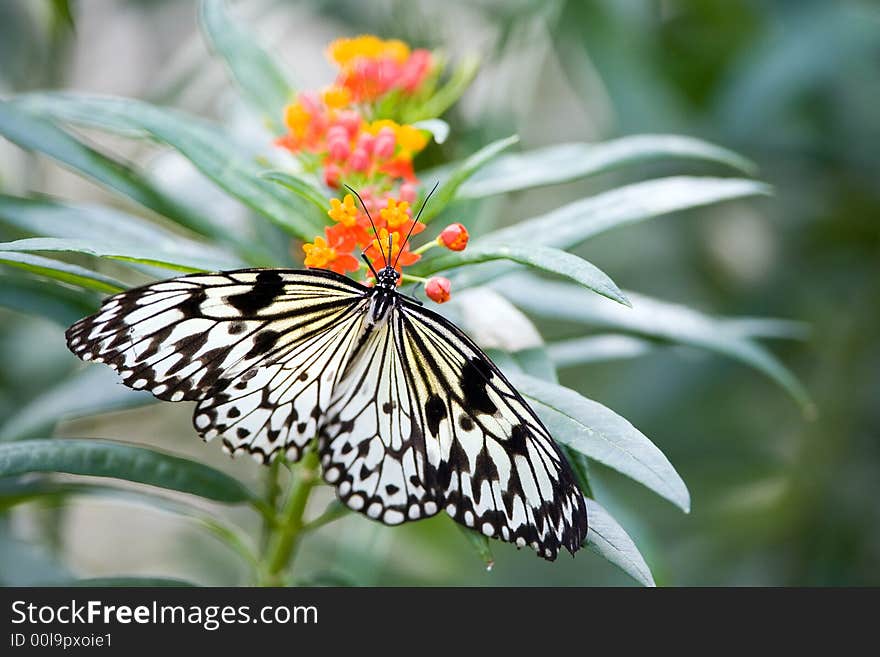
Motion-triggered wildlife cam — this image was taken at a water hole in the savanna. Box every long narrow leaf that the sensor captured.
[501,276,815,415]
[409,244,630,306]
[0,251,125,293]
[548,334,655,366]
[261,171,330,213]
[0,275,100,325]
[0,439,257,503]
[14,93,326,241]
[585,498,655,587]
[507,372,690,512]
[0,195,245,271]
[0,237,233,273]
[199,0,293,131]
[420,134,519,223]
[0,101,223,239]
[449,176,771,290]
[68,577,198,587]
[481,176,771,248]
[0,368,154,441]
[458,135,757,199]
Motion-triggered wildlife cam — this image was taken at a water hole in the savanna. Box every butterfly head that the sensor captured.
[375,266,400,291]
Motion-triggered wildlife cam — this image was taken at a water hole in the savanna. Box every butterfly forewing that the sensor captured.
[66,269,368,462]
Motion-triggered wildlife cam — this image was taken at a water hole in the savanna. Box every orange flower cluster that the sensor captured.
[303,193,425,276]
[276,35,433,195]
[328,35,434,103]
[281,35,469,301]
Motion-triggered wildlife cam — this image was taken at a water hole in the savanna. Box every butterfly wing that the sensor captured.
[318,298,588,560]
[66,268,369,462]
[318,308,439,525]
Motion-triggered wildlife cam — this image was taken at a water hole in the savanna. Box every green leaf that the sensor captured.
[457,526,495,570]
[507,372,690,512]
[405,54,480,122]
[502,276,815,416]
[585,498,655,587]
[68,577,198,587]
[0,275,99,325]
[722,317,811,341]
[260,171,330,213]
[0,368,154,441]
[0,439,257,504]
[0,237,233,273]
[0,195,245,272]
[420,134,519,223]
[450,176,771,290]
[547,319,808,368]
[509,346,558,383]
[548,334,655,366]
[482,176,771,248]
[199,0,293,132]
[0,532,72,585]
[0,101,223,239]
[0,251,125,293]
[457,135,757,199]
[14,93,326,241]
[409,244,630,306]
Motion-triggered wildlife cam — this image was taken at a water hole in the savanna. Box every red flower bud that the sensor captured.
[326,125,348,142]
[399,183,417,203]
[349,148,370,172]
[425,276,451,303]
[336,110,361,137]
[438,222,469,251]
[323,163,341,188]
[373,126,396,159]
[356,132,375,155]
[327,137,350,161]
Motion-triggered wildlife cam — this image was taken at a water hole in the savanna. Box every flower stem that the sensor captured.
[401,273,429,284]
[261,450,319,586]
[413,240,439,256]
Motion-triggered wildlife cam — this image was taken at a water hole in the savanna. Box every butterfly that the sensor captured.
[65,193,588,560]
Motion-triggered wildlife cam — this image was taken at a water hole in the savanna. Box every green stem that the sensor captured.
[261,451,319,585]
[259,458,282,553]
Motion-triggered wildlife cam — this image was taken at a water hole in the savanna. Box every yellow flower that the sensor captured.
[327,35,410,67]
[302,236,336,268]
[328,194,359,227]
[382,39,410,63]
[284,101,311,137]
[367,119,399,136]
[395,124,428,157]
[322,85,352,109]
[379,198,411,230]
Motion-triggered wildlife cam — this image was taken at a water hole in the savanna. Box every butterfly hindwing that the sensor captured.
[399,301,587,559]
[318,314,439,525]
[66,268,367,462]
[318,298,587,560]
[194,298,369,462]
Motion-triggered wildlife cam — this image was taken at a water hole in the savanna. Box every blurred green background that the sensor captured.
[1,0,878,586]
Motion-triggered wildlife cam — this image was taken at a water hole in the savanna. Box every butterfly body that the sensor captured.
[66,267,587,559]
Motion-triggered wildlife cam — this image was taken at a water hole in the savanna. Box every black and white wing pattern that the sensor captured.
[66,269,369,463]
[318,299,588,560]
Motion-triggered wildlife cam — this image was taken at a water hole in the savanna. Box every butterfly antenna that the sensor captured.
[393,180,440,269]
[345,184,387,267]
[361,252,380,280]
